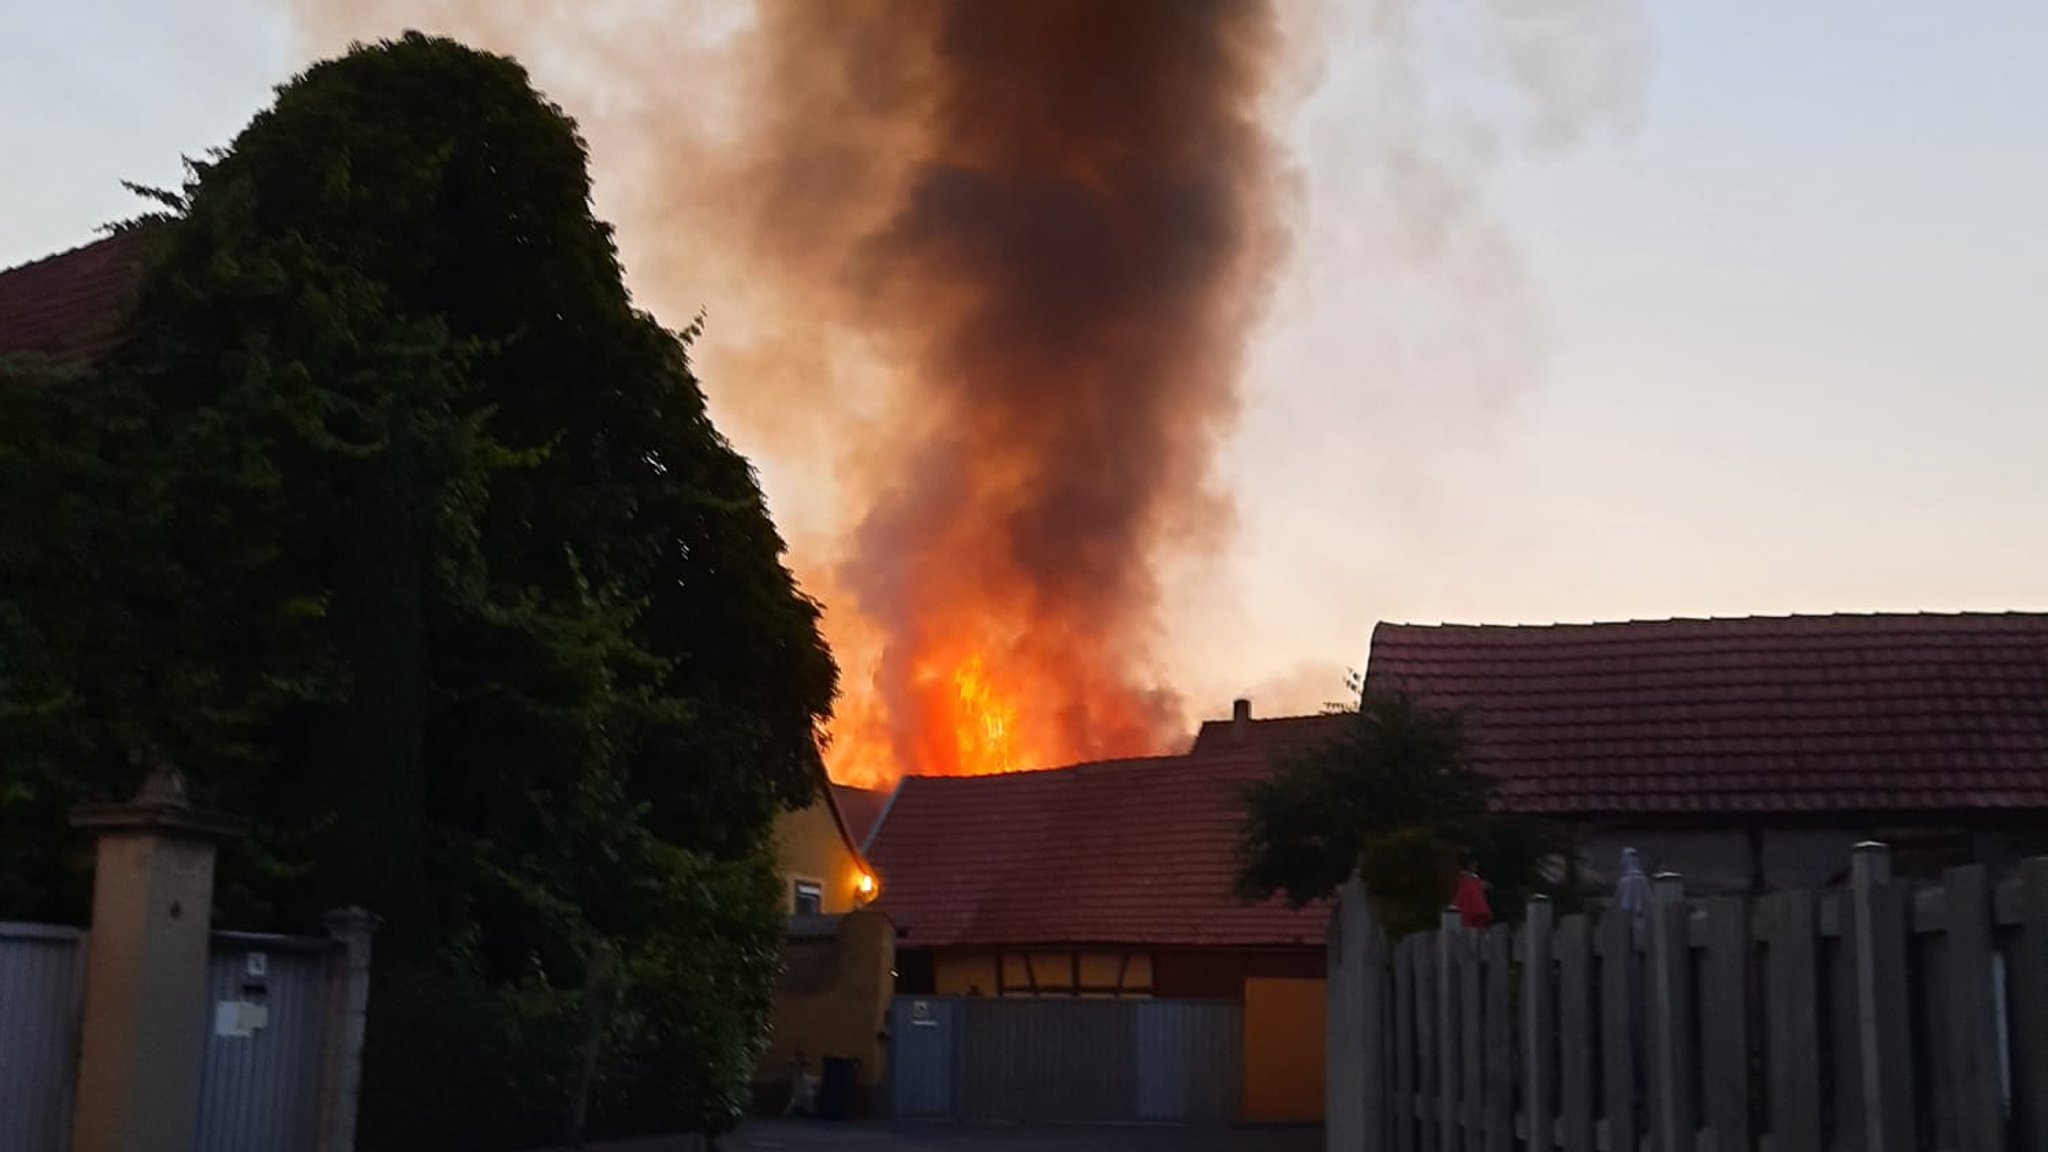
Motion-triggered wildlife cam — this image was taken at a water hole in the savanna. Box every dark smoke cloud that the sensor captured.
[719,2,1290,777]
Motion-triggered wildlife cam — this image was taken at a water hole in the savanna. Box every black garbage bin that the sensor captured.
[816,1056,858,1121]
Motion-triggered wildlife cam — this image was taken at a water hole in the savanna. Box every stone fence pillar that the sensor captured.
[317,906,380,1152]
[68,763,241,1152]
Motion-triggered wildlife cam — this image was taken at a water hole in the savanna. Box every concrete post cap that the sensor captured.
[70,759,243,840]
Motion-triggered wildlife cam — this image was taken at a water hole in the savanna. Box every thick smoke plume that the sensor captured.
[722,2,1290,783]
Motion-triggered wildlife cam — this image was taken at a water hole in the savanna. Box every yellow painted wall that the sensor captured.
[772,795,869,915]
[1242,977,1327,1124]
[935,952,999,996]
[757,910,896,1090]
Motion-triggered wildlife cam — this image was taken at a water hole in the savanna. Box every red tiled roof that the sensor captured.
[802,764,873,876]
[867,752,1329,949]
[830,784,891,849]
[1188,711,1354,759]
[1364,613,2048,816]
[0,232,152,364]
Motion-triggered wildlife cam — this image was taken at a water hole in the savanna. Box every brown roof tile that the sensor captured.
[867,750,1330,949]
[1364,612,2048,816]
[0,231,151,365]
[1187,711,1353,758]
[829,784,891,850]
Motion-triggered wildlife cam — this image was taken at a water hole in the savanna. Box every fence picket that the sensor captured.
[1850,844,1917,1152]
[1557,914,1594,1152]
[1330,882,1370,1152]
[1363,904,1391,1152]
[1599,907,1639,1152]
[1419,923,1441,1152]
[1398,935,1418,1152]
[2014,858,2048,1152]
[1647,873,1693,1152]
[1484,926,1513,1152]
[1941,865,2005,1152]
[1760,889,1821,1152]
[1328,899,1356,1150]
[1699,896,1750,1152]
[1525,898,1557,1152]
[1872,875,1919,1151]
[1440,909,1461,1152]
[1461,926,1484,1150]
[1828,888,1863,1151]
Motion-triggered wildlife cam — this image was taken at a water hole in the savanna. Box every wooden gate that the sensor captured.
[194,932,338,1152]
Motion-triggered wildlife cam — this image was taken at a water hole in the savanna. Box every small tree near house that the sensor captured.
[1237,690,1568,937]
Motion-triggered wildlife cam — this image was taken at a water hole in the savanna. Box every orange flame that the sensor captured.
[947,654,1020,776]
[816,591,1180,789]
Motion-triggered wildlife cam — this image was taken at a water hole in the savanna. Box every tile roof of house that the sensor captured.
[1188,711,1354,759]
[0,231,152,364]
[829,784,891,850]
[802,764,874,878]
[1364,612,2048,816]
[866,751,1330,950]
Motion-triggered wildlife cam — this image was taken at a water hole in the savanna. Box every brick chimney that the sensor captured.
[1231,697,1251,743]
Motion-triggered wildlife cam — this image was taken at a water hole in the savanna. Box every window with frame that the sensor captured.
[793,880,823,917]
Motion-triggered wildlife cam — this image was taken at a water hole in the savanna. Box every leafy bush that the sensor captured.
[1239,691,1568,935]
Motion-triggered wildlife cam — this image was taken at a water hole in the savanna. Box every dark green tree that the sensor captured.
[0,33,833,1146]
[1237,691,1565,936]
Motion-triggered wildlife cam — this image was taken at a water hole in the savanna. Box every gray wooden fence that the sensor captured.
[1327,844,2048,1152]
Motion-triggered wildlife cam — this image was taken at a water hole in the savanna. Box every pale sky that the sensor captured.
[6,1,2044,726]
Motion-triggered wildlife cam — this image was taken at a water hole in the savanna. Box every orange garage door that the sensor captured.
[1242,976,1326,1124]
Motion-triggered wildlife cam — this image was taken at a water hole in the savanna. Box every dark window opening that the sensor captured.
[793,880,823,917]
